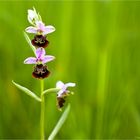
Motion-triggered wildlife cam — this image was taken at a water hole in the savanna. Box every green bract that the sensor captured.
[12,81,41,102]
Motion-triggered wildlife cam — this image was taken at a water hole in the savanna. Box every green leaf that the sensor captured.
[43,88,60,95]
[48,104,71,140]
[23,32,36,55]
[12,81,41,102]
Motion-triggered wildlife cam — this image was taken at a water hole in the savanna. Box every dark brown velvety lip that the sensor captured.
[31,35,49,48]
[32,64,50,79]
[57,97,66,109]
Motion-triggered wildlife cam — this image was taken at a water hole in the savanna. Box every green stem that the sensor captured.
[43,88,60,95]
[40,80,45,140]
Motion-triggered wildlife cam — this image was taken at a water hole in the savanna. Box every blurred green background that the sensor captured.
[0,0,140,139]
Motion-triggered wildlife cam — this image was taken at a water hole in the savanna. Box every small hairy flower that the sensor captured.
[24,47,55,65]
[31,35,49,48]
[24,47,55,79]
[32,64,50,79]
[56,81,76,109]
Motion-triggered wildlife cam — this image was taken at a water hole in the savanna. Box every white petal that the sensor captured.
[28,10,36,18]
[28,10,35,24]
[57,90,64,97]
[65,83,76,88]
[27,9,39,25]
[43,25,55,35]
[56,81,64,89]
[24,57,37,64]
[25,26,37,34]
[42,55,55,64]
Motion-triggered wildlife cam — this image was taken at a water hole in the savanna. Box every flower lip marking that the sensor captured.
[24,47,55,65]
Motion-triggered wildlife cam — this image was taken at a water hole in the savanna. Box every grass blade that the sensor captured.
[12,80,41,102]
[23,32,36,55]
[48,104,71,140]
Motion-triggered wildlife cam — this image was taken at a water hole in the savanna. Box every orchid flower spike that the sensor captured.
[26,20,55,35]
[56,81,76,109]
[24,47,55,65]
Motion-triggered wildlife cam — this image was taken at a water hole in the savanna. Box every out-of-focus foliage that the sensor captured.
[0,0,140,139]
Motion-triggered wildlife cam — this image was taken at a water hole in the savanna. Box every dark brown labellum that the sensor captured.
[31,35,49,48]
[32,64,50,79]
[57,97,66,109]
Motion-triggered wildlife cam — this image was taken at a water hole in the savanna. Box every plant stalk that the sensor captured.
[40,80,45,140]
